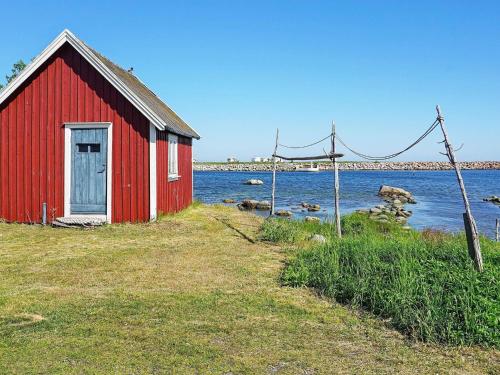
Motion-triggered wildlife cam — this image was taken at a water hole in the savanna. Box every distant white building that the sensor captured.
[227,157,238,163]
[251,156,279,163]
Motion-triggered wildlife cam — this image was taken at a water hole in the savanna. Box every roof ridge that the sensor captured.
[83,41,200,139]
[0,29,200,139]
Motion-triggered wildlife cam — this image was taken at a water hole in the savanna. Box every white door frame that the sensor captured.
[149,122,157,221]
[64,122,113,223]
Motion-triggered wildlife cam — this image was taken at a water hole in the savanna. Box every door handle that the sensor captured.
[98,164,106,173]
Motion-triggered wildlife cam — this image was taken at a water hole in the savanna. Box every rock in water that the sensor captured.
[310,234,326,243]
[304,216,320,223]
[222,198,236,203]
[275,210,292,217]
[244,179,264,185]
[256,201,271,210]
[483,196,500,205]
[240,199,259,209]
[378,185,412,198]
[392,199,402,206]
[307,204,321,212]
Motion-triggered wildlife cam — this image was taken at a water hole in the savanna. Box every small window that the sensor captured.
[77,143,100,153]
[90,144,100,153]
[168,134,178,178]
[77,144,89,153]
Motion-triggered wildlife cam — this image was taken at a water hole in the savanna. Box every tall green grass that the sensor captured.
[259,218,335,244]
[270,214,500,347]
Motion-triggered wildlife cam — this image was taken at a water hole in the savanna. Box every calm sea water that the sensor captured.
[194,170,500,238]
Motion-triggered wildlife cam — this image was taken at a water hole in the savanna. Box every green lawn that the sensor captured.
[0,205,498,374]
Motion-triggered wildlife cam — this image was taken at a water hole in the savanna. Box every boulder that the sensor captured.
[244,179,264,185]
[395,216,407,224]
[397,210,412,218]
[304,216,320,223]
[222,198,236,204]
[240,199,259,209]
[275,210,292,217]
[483,196,500,204]
[307,204,321,212]
[370,207,382,214]
[301,202,310,208]
[255,201,271,210]
[392,199,402,206]
[378,185,412,198]
[310,234,326,243]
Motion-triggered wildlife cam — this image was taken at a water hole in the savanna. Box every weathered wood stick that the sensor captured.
[332,121,342,238]
[436,105,483,272]
[270,129,279,216]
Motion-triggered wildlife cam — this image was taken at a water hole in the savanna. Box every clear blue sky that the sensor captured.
[1,1,499,161]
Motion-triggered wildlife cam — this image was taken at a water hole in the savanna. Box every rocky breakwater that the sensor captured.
[195,161,500,172]
[336,161,500,171]
[358,185,415,228]
[196,163,293,172]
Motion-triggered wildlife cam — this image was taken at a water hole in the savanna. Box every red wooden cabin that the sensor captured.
[0,30,200,224]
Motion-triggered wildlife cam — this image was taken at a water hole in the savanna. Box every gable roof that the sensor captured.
[0,29,200,139]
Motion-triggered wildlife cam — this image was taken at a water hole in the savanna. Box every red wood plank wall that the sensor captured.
[0,43,150,223]
[156,132,193,214]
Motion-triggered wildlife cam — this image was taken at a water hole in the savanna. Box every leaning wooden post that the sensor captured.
[436,105,483,271]
[332,122,342,237]
[496,219,499,242]
[270,128,279,216]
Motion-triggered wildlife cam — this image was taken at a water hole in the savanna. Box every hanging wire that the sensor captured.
[278,133,332,149]
[335,119,439,161]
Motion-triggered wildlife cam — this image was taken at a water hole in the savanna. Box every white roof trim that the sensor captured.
[0,29,166,131]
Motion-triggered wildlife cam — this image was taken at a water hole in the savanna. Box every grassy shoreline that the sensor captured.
[1,205,499,373]
[261,213,500,348]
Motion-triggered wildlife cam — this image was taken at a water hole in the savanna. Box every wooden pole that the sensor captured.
[270,128,279,216]
[332,122,342,238]
[436,105,483,272]
[496,219,499,242]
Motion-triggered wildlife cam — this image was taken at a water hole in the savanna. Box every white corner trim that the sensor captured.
[64,122,113,223]
[149,123,157,221]
[0,29,166,131]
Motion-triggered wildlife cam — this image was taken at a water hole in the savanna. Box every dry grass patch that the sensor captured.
[0,204,498,374]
